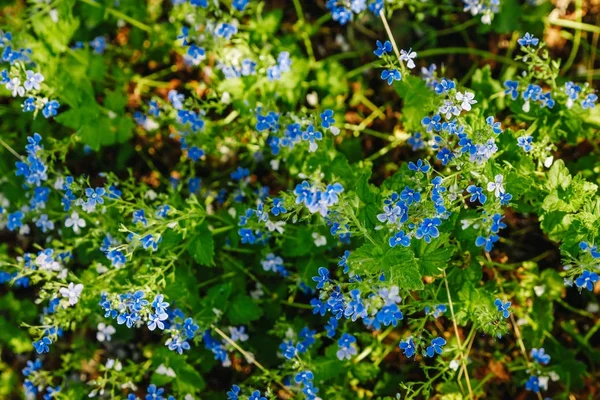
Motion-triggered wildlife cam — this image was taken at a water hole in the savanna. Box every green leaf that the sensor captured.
[187,222,215,266]
[393,75,437,131]
[547,160,572,190]
[226,294,263,325]
[412,235,455,276]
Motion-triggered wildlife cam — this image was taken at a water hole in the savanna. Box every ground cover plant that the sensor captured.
[1,0,599,399]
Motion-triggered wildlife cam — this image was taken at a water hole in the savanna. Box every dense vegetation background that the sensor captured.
[0,0,599,399]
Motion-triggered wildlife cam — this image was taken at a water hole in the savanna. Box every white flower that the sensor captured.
[487,174,505,197]
[97,322,116,342]
[156,364,176,377]
[456,91,477,111]
[106,359,122,371]
[400,48,417,69]
[449,359,460,371]
[266,220,285,234]
[65,212,86,234]
[59,282,83,306]
[6,77,25,97]
[312,232,327,247]
[24,70,44,91]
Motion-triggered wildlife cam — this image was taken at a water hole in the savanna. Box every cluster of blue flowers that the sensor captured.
[22,359,61,399]
[525,347,553,393]
[1,31,60,118]
[326,0,383,25]
[227,385,267,400]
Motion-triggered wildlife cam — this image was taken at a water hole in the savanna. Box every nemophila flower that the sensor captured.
[408,132,425,150]
[132,209,148,226]
[400,337,416,358]
[320,109,335,129]
[376,303,403,327]
[575,270,599,291]
[531,348,551,365]
[23,70,44,91]
[582,93,597,109]
[337,333,358,360]
[517,135,533,152]
[85,187,105,207]
[434,78,455,94]
[400,48,417,69]
[425,337,446,357]
[400,186,421,205]
[381,69,401,85]
[96,322,116,342]
[59,282,83,306]
[425,304,447,318]
[147,312,168,331]
[486,116,502,134]
[22,96,36,112]
[90,36,106,54]
[456,91,477,111]
[6,77,24,97]
[475,234,499,252]
[487,174,505,197]
[416,218,441,242]
[227,385,241,400]
[187,146,204,162]
[312,267,330,289]
[504,80,519,100]
[7,211,24,231]
[525,375,540,392]
[33,337,52,354]
[64,212,86,234]
[422,114,441,132]
[22,359,42,377]
[389,230,411,247]
[373,40,392,57]
[301,125,323,152]
[518,32,539,47]
[408,159,430,173]
[249,391,267,400]
[490,213,506,233]
[466,185,487,204]
[494,298,511,318]
[35,214,54,233]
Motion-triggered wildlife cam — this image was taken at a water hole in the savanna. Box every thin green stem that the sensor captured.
[79,0,152,32]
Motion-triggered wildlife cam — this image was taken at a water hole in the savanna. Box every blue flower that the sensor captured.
[434,78,455,94]
[146,384,164,400]
[85,187,106,207]
[151,294,169,314]
[7,211,24,231]
[408,159,430,173]
[531,348,550,365]
[575,270,599,291]
[490,214,506,233]
[436,147,454,166]
[400,186,421,205]
[336,333,357,360]
[271,197,287,216]
[399,337,416,358]
[167,337,190,354]
[381,69,401,85]
[249,390,267,400]
[525,375,539,393]
[33,337,52,354]
[425,337,446,357]
[517,135,533,152]
[132,209,147,226]
[147,313,168,331]
[475,235,499,252]
[279,340,297,359]
[582,93,597,109]
[415,217,441,243]
[226,385,241,400]
[389,231,411,247]
[422,114,442,132]
[408,132,425,150]
[504,80,519,100]
[494,298,511,318]
[486,116,502,134]
[375,303,403,327]
[518,32,539,47]
[466,185,486,204]
[373,40,392,57]
[312,267,330,289]
[188,146,204,162]
[231,167,249,181]
[325,316,338,337]
[320,109,336,129]
[232,0,249,11]
[90,36,106,54]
